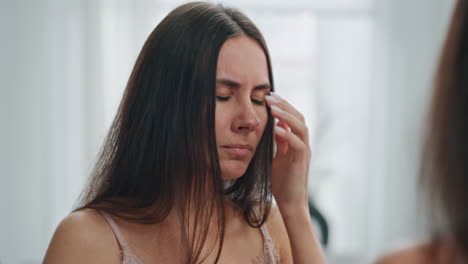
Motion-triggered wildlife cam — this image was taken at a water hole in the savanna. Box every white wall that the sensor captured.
[366,0,456,260]
[1,1,93,263]
[1,1,51,263]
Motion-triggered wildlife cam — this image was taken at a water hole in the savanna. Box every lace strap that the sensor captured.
[260,224,280,263]
[100,211,130,251]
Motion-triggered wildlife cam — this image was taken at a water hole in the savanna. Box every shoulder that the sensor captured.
[43,209,121,264]
[375,241,452,264]
[375,244,430,264]
[265,203,293,263]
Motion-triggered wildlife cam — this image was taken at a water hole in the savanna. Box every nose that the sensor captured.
[232,103,260,133]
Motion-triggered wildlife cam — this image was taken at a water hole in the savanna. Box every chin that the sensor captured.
[220,160,249,180]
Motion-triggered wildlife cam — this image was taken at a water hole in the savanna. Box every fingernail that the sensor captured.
[271,105,283,113]
[275,126,286,134]
[265,95,278,103]
[271,92,281,99]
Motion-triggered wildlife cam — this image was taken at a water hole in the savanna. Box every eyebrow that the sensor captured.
[216,78,271,91]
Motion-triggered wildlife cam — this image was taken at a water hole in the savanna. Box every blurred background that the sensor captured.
[0,0,457,263]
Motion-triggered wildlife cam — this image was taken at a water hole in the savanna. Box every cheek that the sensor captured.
[256,109,269,135]
[215,105,229,140]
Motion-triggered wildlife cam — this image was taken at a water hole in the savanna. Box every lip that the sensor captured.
[222,144,254,151]
[221,144,254,157]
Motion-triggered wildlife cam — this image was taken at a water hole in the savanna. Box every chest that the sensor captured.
[125,224,267,264]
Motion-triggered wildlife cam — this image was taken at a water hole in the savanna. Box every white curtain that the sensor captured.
[0,0,455,263]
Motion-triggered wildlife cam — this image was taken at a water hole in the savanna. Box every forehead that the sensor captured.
[216,36,269,83]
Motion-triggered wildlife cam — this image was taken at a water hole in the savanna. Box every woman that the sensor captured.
[377,0,468,263]
[43,2,325,264]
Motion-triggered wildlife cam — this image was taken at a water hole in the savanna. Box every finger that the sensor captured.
[270,105,309,144]
[274,121,289,155]
[276,120,290,131]
[266,93,305,123]
[274,124,308,156]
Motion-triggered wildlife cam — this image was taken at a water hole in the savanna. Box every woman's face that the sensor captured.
[215,35,270,180]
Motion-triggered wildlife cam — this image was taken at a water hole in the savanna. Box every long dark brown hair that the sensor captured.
[74,2,275,263]
[422,0,468,259]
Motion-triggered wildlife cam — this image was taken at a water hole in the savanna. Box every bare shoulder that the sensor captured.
[375,242,438,264]
[43,209,121,264]
[265,203,293,264]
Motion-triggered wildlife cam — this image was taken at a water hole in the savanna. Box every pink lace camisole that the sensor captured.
[100,211,280,264]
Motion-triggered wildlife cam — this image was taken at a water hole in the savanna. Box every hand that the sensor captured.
[265,93,311,213]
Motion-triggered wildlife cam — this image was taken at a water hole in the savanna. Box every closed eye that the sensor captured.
[216,96,265,105]
[251,99,265,105]
[216,96,231,101]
